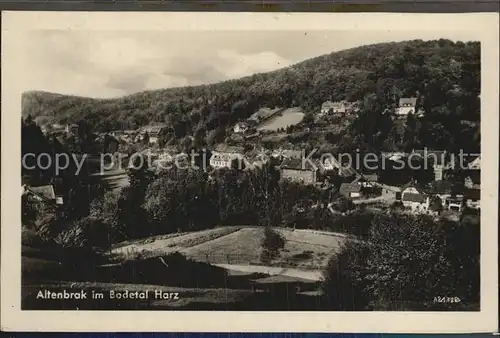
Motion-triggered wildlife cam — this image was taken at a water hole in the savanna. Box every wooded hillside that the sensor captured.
[22,39,480,152]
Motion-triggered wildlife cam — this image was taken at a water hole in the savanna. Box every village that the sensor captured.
[24,96,480,224]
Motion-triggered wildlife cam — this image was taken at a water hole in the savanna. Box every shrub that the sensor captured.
[260,227,286,263]
[291,250,314,260]
[390,200,404,211]
[54,223,87,248]
[54,216,118,250]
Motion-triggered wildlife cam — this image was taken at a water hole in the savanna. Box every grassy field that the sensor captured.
[110,227,243,259]
[257,107,305,131]
[110,226,346,270]
[275,228,346,269]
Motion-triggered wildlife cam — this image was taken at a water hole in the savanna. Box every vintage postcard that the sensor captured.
[1,11,498,332]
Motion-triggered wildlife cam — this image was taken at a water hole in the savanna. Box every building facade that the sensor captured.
[281,168,317,185]
[401,186,429,212]
[396,97,417,116]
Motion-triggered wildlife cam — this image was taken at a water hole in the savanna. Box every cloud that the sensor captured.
[15,29,477,98]
[17,31,294,98]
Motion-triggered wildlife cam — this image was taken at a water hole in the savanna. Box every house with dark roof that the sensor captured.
[279,157,318,185]
[339,183,362,199]
[22,184,63,206]
[428,180,465,212]
[358,173,378,187]
[396,97,417,116]
[145,125,166,144]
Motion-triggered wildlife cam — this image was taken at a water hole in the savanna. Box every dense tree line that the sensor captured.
[22,117,107,249]
[88,164,342,243]
[322,213,480,310]
[23,40,480,153]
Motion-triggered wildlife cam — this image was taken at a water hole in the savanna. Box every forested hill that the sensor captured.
[22,39,480,142]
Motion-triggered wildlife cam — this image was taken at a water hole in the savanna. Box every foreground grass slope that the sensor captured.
[110,226,346,270]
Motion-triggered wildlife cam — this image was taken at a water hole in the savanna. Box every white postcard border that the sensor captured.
[1,11,498,333]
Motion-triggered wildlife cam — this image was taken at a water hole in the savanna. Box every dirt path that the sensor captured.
[214,264,324,281]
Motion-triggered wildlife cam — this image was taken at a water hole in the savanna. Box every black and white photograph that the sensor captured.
[2,11,498,333]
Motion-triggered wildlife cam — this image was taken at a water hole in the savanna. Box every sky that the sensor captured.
[15,30,479,98]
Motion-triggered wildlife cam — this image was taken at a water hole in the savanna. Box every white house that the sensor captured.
[279,158,318,185]
[446,196,463,212]
[401,186,430,213]
[210,153,235,169]
[146,125,165,144]
[396,97,417,116]
[320,101,335,114]
[321,101,349,115]
[209,145,245,169]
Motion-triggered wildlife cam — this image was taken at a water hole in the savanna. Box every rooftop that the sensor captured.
[214,144,245,154]
[25,185,56,200]
[402,192,427,203]
[361,173,379,182]
[340,183,362,194]
[468,156,481,170]
[399,97,417,106]
[321,101,347,110]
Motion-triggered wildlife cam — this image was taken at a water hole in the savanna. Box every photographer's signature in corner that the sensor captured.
[433,296,461,303]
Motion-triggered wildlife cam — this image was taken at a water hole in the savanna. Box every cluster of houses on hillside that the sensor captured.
[39,122,170,152]
[182,139,481,217]
[273,148,480,217]
[33,118,482,218]
[319,97,421,118]
[32,96,479,219]
[319,100,359,116]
